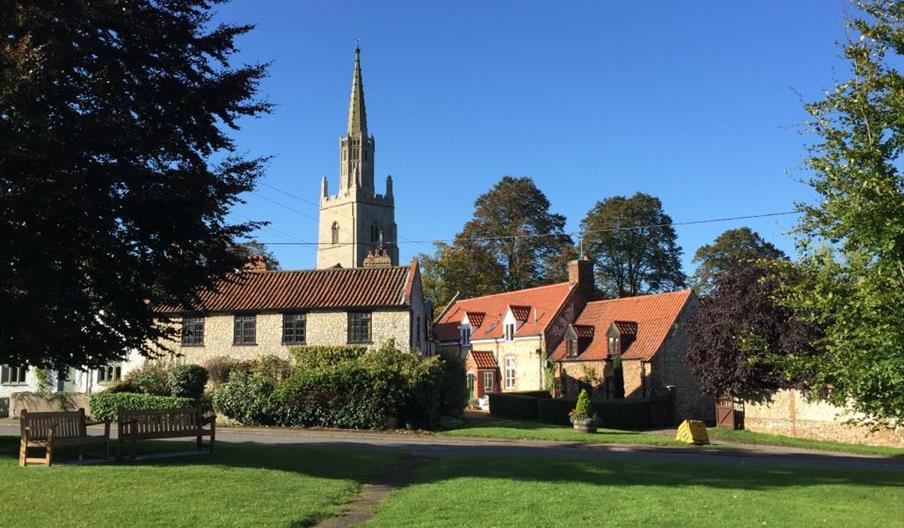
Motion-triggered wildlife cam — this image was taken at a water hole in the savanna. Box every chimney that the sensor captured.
[244,255,268,272]
[568,258,593,289]
[363,247,392,268]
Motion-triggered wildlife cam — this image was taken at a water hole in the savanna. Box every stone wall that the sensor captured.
[557,360,609,399]
[744,389,904,448]
[470,337,545,392]
[9,392,91,418]
[157,309,415,366]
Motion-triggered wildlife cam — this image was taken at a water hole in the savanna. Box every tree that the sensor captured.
[580,193,685,298]
[0,1,270,370]
[232,241,281,270]
[686,263,821,402]
[421,176,574,305]
[779,0,904,424]
[690,227,786,295]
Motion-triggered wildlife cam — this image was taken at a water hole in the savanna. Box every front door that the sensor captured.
[467,373,475,401]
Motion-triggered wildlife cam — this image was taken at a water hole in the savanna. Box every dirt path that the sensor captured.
[315,455,435,528]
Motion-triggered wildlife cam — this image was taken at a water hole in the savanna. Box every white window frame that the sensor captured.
[483,371,494,392]
[1,365,27,385]
[504,323,515,342]
[504,357,516,390]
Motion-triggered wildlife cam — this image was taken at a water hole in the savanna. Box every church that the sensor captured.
[0,47,430,409]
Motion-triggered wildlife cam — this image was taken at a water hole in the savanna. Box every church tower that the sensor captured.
[317,46,399,269]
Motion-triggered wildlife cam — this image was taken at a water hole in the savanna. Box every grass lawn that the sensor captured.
[707,427,904,458]
[439,416,681,446]
[366,455,904,528]
[0,435,402,528]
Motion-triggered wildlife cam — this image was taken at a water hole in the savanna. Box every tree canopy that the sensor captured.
[690,227,786,295]
[0,0,269,370]
[420,176,574,307]
[580,193,685,298]
[777,0,904,424]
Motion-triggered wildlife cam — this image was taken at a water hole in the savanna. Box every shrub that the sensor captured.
[168,364,209,400]
[537,398,576,424]
[211,370,283,426]
[537,397,652,429]
[438,354,467,417]
[570,389,595,423]
[124,361,170,396]
[90,392,194,421]
[204,356,248,387]
[290,345,368,369]
[488,393,539,420]
[248,355,293,384]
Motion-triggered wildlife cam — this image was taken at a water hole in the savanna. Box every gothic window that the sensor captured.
[331,222,340,245]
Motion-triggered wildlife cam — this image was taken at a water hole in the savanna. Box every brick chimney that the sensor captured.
[363,247,392,269]
[568,258,594,290]
[243,255,268,272]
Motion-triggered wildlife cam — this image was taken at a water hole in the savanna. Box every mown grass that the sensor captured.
[0,435,401,528]
[366,455,904,528]
[707,427,904,458]
[439,416,682,446]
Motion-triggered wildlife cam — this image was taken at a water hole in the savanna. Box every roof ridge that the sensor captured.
[458,281,570,302]
[584,289,691,305]
[244,266,409,275]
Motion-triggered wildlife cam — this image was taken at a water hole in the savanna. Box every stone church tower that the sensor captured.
[317,46,399,269]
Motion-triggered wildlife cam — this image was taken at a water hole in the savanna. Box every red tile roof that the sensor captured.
[572,324,595,338]
[159,263,418,313]
[510,305,532,322]
[613,321,638,335]
[551,290,693,362]
[469,350,498,370]
[435,282,575,342]
[465,312,486,328]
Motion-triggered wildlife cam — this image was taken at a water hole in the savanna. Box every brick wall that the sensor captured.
[744,389,904,448]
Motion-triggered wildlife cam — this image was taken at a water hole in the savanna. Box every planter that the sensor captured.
[572,421,597,433]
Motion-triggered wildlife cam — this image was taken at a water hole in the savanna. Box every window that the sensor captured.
[1,365,27,385]
[483,371,494,393]
[504,323,515,342]
[460,326,471,346]
[504,357,516,390]
[566,339,578,357]
[181,316,204,346]
[282,313,306,345]
[233,314,257,345]
[608,336,619,356]
[371,222,380,243]
[331,222,340,245]
[97,365,122,384]
[348,311,372,344]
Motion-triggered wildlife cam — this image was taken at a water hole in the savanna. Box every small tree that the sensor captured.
[570,388,596,424]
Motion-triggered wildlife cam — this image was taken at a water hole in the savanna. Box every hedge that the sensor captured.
[537,397,652,429]
[488,393,539,420]
[90,392,195,421]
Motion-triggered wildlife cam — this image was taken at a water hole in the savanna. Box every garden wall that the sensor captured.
[9,391,91,417]
[743,389,904,448]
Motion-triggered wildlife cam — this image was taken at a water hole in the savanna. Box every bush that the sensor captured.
[211,370,283,426]
[438,354,467,417]
[168,364,209,400]
[290,345,368,369]
[248,355,293,384]
[537,397,652,429]
[537,398,576,425]
[123,362,170,396]
[489,393,539,420]
[572,389,594,422]
[90,392,194,421]
[204,356,248,387]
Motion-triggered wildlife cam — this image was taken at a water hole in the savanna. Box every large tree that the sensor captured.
[778,0,904,424]
[421,176,574,307]
[0,1,269,370]
[580,193,685,298]
[690,227,786,295]
[686,263,821,402]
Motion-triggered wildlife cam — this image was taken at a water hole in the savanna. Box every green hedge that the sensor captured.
[536,397,652,429]
[488,393,539,420]
[90,392,195,421]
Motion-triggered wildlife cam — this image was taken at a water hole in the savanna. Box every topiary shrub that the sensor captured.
[570,388,595,424]
[123,361,171,396]
[168,363,209,400]
[90,392,194,421]
[211,370,283,426]
[204,356,248,387]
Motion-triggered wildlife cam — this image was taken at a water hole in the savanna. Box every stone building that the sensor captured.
[548,290,713,422]
[433,259,598,398]
[317,46,399,269]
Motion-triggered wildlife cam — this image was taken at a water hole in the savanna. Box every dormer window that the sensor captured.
[504,323,515,342]
[608,336,619,356]
[566,339,578,357]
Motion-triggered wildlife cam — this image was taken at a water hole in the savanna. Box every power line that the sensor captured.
[255,210,802,246]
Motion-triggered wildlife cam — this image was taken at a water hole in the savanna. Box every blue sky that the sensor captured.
[214,0,852,272]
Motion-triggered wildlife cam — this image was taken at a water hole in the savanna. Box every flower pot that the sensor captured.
[573,422,597,433]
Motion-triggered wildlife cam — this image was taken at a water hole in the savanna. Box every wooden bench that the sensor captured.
[117,407,215,460]
[19,408,111,467]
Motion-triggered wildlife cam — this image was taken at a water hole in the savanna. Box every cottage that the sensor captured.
[433,259,598,399]
[549,290,712,421]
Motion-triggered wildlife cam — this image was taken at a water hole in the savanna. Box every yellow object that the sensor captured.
[675,420,710,445]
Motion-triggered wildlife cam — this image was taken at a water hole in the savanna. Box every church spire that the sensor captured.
[346,45,367,138]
